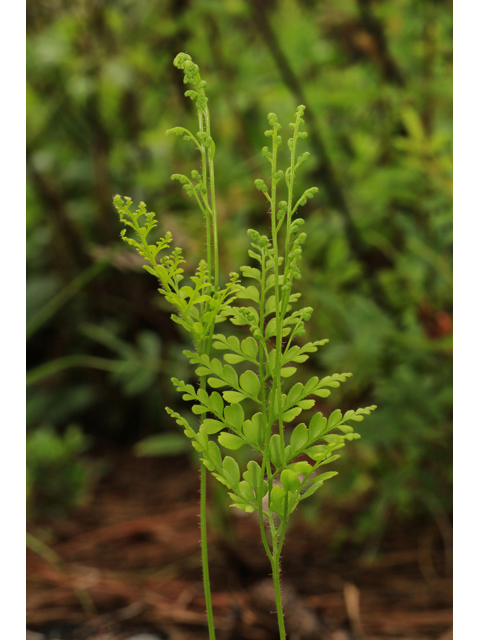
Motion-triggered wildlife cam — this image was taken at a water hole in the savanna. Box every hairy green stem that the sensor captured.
[200,462,216,639]
[271,548,287,640]
[193,76,219,639]
[204,106,220,292]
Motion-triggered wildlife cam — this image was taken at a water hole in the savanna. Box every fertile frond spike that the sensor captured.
[173,52,192,69]
[172,53,208,113]
[262,146,273,162]
[296,187,319,209]
[113,194,126,209]
[268,112,279,126]
[254,179,271,202]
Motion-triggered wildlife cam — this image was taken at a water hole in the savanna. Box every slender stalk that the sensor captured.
[198,357,216,639]
[271,548,287,640]
[199,141,218,640]
[200,462,216,640]
[197,93,219,640]
[204,105,220,291]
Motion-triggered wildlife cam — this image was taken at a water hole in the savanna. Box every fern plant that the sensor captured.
[114,52,376,640]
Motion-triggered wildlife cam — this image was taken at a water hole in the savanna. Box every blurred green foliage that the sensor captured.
[26,0,452,538]
[26,425,91,517]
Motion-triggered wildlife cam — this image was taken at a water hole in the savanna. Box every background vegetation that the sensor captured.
[26,0,452,545]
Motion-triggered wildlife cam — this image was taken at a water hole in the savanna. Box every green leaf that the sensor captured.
[224,353,246,364]
[212,337,229,350]
[241,337,258,360]
[265,317,277,339]
[347,405,377,421]
[269,434,284,468]
[344,432,361,441]
[209,391,224,416]
[201,419,225,434]
[195,366,211,377]
[318,454,341,467]
[143,265,159,278]
[224,403,245,431]
[240,266,261,281]
[324,434,344,445]
[304,376,320,395]
[192,322,203,334]
[316,471,339,483]
[338,424,354,434]
[327,409,343,429]
[309,413,327,440]
[270,484,287,514]
[222,364,238,387]
[242,412,263,447]
[227,336,241,351]
[290,423,308,455]
[280,469,300,493]
[237,285,260,303]
[192,404,208,414]
[265,273,276,290]
[280,367,297,378]
[243,460,265,498]
[294,461,313,477]
[305,444,329,461]
[196,428,209,451]
[286,382,304,406]
[222,390,247,404]
[228,492,256,512]
[207,441,222,470]
[218,432,245,450]
[297,399,315,410]
[202,457,215,472]
[165,408,196,439]
[313,389,331,398]
[239,370,261,397]
[282,406,302,422]
[208,377,226,388]
[222,455,240,487]
[265,295,276,315]
[237,480,256,502]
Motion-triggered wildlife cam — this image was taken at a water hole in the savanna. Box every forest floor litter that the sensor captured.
[27,453,452,640]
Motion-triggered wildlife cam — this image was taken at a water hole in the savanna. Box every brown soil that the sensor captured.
[26,452,452,640]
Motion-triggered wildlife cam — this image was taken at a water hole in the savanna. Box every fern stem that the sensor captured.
[198,110,213,288]
[205,105,220,291]
[271,546,287,640]
[200,462,216,639]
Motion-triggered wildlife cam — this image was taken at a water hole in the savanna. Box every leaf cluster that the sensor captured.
[114,195,239,348]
